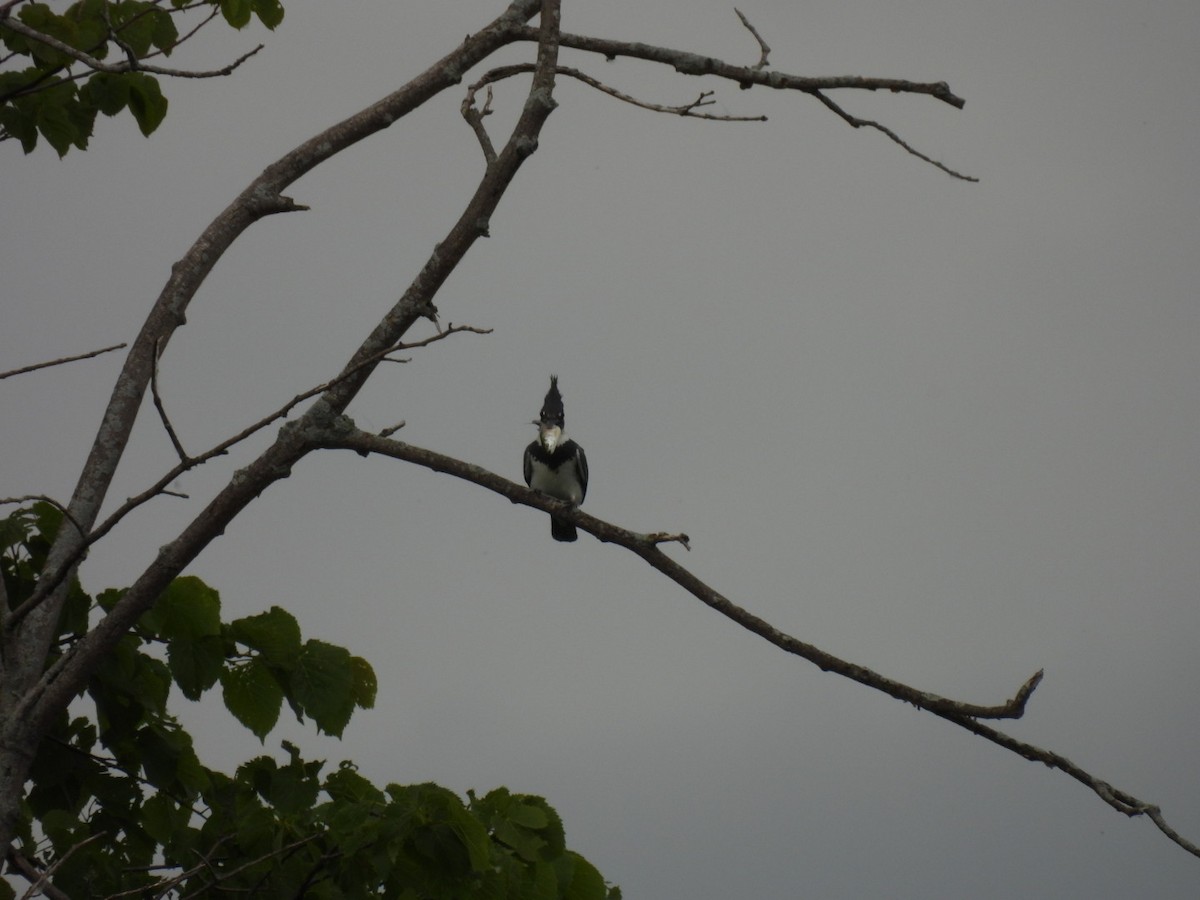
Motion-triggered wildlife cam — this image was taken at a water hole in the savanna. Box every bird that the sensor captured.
[523,375,589,542]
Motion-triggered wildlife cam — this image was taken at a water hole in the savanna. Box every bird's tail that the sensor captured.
[551,516,578,542]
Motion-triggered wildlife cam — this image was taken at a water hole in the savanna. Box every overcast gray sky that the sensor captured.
[3,1,1199,896]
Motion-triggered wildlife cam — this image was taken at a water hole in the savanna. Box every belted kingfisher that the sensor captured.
[523,376,589,542]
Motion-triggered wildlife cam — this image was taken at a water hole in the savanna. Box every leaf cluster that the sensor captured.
[2,503,618,899]
[0,0,283,155]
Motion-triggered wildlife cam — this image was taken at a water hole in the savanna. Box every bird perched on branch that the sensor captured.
[523,375,589,542]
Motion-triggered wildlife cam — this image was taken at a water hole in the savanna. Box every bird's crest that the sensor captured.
[540,375,565,426]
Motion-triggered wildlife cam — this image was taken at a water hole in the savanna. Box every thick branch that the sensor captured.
[540,27,966,108]
[6,0,545,751]
[324,427,1038,719]
[320,426,1200,860]
[16,0,561,769]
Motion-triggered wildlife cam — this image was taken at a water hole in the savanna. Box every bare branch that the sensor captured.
[378,422,406,439]
[812,90,978,182]
[471,63,767,122]
[512,25,973,178]
[18,1,561,743]
[150,339,189,463]
[646,531,692,550]
[394,322,493,350]
[0,342,126,380]
[735,8,771,70]
[461,83,497,164]
[319,425,1200,860]
[5,326,488,627]
[541,27,967,108]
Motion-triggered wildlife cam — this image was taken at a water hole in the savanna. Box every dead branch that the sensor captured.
[17,1,559,744]
[812,90,977,181]
[462,83,497,164]
[5,324,492,628]
[0,342,126,380]
[512,24,974,178]
[318,425,1199,861]
[735,8,771,70]
[471,63,767,121]
[151,338,189,463]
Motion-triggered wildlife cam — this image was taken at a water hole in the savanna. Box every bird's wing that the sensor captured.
[573,442,589,502]
[522,442,536,487]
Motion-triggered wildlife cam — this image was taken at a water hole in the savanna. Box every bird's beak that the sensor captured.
[538,423,562,453]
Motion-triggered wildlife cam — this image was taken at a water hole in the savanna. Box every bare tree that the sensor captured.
[2,0,1196,886]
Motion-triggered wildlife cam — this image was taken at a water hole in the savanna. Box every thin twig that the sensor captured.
[0,342,126,380]
[812,90,978,182]
[393,322,493,350]
[471,64,768,122]
[734,8,771,69]
[461,83,497,164]
[512,26,974,180]
[151,338,189,462]
[4,324,492,628]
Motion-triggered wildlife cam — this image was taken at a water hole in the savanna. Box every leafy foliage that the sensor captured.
[0,0,283,156]
[1,503,619,899]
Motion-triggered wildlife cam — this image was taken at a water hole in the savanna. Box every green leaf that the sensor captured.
[81,72,131,116]
[41,807,86,852]
[229,605,301,665]
[251,0,284,29]
[221,658,283,740]
[563,852,609,900]
[291,640,355,737]
[168,633,226,700]
[140,791,186,844]
[125,72,167,136]
[157,575,221,640]
[350,655,377,709]
[97,586,125,612]
[18,4,73,65]
[445,802,492,875]
[150,6,179,53]
[218,0,253,28]
[35,92,78,157]
[136,721,201,794]
[507,802,549,830]
[103,1,177,57]
[324,762,384,805]
[244,752,321,815]
[60,0,108,50]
